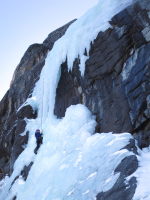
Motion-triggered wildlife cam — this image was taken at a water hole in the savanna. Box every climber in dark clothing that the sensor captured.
[34,129,43,154]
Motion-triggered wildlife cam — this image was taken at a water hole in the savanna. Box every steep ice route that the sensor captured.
[31,0,134,120]
[1,106,134,200]
[0,0,135,199]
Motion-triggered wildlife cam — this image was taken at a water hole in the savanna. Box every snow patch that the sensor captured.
[122,49,139,81]
[133,147,150,200]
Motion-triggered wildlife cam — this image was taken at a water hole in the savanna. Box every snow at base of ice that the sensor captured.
[0,105,134,200]
[133,147,150,200]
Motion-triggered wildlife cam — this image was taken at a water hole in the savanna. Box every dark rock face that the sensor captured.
[43,19,76,49]
[97,176,137,200]
[97,155,138,200]
[17,105,37,120]
[54,1,150,147]
[96,140,138,200]
[0,20,75,176]
[21,162,33,181]
[96,138,139,200]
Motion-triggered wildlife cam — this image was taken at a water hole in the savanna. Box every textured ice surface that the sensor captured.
[0,0,134,199]
[133,147,150,200]
[0,105,133,200]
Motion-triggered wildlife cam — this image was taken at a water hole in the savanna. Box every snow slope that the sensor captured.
[0,105,134,200]
[0,0,138,200]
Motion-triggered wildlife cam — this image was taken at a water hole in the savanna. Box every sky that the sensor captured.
[0,0,98,100]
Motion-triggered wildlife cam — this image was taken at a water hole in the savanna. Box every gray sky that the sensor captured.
[0,0,98,100]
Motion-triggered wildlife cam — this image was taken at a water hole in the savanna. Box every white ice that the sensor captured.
[0,105,134,200]
[0,0,134,199]
[122,49,139,81]
[31,0,133,121]
[133,147,150,200]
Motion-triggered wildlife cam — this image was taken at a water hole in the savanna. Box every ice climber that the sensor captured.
[34,129,43,154]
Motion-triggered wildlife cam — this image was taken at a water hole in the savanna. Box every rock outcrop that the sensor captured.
[54,0,150,149]
[0,0,150,199]
[96,139,138,200]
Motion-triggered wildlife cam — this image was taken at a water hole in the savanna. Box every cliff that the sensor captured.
[0,0,150,199]
[0,20,76,176]
[54,1,150,149]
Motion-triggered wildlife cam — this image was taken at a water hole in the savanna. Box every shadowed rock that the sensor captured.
[96,149,138,200]
[54,0,150,145]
